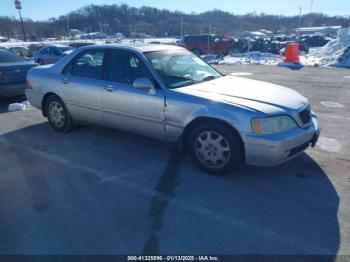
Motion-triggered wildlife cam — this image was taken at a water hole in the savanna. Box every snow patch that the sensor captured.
[219,52,282,66]
[8,101,31,112]
[317,137,342,153]
[200,54,222,65]
[320,101,344,108]
[300,27,350,68]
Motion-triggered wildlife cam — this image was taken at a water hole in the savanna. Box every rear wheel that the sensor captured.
[188,123,244,175]
[37,59,44,65]
[192,48,201,56]
[46,95,73,132]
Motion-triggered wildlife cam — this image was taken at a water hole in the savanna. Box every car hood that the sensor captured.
[174,75,308,115]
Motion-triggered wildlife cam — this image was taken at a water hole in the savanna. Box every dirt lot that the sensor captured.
[0,65,349,257]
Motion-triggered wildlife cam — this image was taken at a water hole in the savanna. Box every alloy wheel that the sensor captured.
[194,131,231,169]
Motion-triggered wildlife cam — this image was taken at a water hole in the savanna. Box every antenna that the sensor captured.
[297,7,302,40]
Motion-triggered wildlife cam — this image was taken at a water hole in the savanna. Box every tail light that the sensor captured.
[26,80,33,89]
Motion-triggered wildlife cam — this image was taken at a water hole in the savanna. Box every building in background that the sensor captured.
[297,26,342,37]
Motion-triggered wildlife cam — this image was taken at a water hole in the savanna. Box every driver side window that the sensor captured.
[69,50,105,80]
[107,50,154,85]
[52,48,60,56]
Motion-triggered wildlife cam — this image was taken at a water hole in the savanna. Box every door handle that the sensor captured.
[62,78,71,84]
[104,85,118,92]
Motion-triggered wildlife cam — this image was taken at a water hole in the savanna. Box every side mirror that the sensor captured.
[133,78,156,95]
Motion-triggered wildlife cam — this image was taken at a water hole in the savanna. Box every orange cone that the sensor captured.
[284,43,300,64]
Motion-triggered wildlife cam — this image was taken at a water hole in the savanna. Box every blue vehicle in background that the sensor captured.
[0,49,37,98]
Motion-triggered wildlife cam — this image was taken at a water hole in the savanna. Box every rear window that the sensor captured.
[0,50,26,63]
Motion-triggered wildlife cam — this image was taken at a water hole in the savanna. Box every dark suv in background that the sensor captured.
[300,35,331,47]
[181,34,234,55]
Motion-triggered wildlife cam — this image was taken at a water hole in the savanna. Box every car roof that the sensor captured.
[79,44,184,53]
[41,44,71,48]
[184,34,217,37]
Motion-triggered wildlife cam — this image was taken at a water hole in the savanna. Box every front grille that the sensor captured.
[298,108,311,124]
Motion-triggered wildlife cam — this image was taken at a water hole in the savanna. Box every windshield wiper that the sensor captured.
[199,75,216,83]
[167,75,194,81]
[167,75,217,89]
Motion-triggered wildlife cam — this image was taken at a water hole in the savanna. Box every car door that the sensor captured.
[60,49,106,124]
[46,47,57,64]
[40,47,51,64]
[101,49,165,139]
[50,47,62,64]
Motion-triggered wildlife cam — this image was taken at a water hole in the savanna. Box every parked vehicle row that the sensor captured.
[180,33,333,56]
[0,42,92,60]
[300,35,332,47]
[180,34,234,56]
[0,49,37,98]
[25,44,320,174]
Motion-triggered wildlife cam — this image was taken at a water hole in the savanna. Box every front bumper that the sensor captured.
[0,82,26,97]
[242,116,320,167]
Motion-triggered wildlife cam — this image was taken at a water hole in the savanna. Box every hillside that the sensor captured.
[1,4,350,38]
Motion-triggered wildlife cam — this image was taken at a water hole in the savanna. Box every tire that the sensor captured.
[37,59,44,65]
[188,123,244,175]
[46,95,73,132]
[192,48,201,56]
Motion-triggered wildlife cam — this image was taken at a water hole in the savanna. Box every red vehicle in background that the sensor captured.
[180,34,234,56]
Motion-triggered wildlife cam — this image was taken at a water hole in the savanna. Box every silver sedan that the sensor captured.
[26,44,320,175]
[34,45,74,65]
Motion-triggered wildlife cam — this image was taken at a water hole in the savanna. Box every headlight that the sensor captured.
[251,115,297,134]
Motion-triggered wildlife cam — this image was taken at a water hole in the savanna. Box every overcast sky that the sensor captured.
[2,0,349,20]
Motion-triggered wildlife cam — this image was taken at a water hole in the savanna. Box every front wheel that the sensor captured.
[46,95,73,132]
[188,123,244,175]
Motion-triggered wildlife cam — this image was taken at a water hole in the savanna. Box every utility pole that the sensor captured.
[310,0,314,13]
[180,15,183,38]
[207,24,212,53]
[14,0,26,41]
[66,15,71,38]
[297,7,302,41]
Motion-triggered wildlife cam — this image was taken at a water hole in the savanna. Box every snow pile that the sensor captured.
[8,101,31,112]
[201,54,223,64]
[333,46,350,68]
[301,27,350,67]
[219,52,282,66]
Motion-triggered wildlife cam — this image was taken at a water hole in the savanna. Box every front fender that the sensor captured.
[165,91,262,142]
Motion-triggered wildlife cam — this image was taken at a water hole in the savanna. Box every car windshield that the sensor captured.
[0,50,26,63]
[144,50,222,88]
